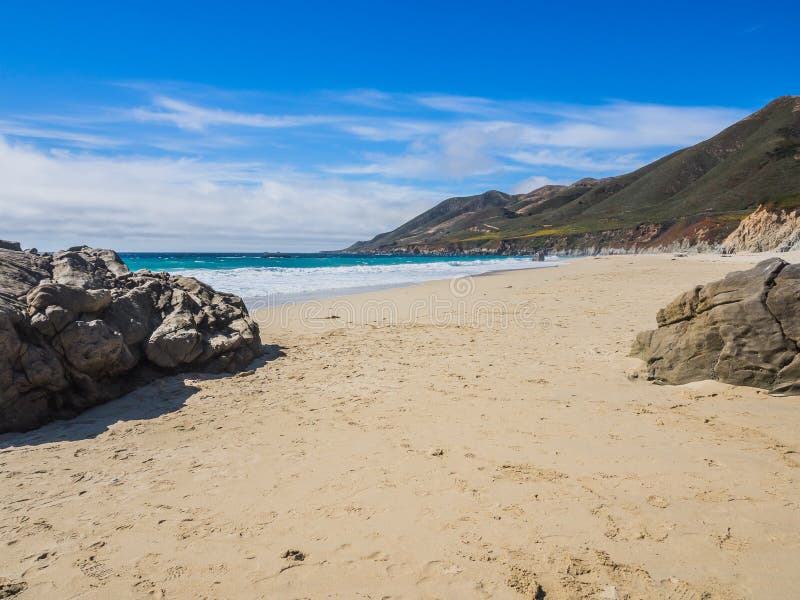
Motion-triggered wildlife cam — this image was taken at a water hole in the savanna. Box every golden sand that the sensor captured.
[1,252,798,598]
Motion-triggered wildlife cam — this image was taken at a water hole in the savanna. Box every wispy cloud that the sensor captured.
[337,119,441,142]
[511,175,567,194]
[505,149,644,172]
[323,99,748,180]
[0,82,754,249]
[0,120,121,148]
[335,89,397,110]
[415,94,501,116]
[130,96,342,132]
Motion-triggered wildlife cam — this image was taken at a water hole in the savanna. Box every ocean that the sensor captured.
[119,253,559,305]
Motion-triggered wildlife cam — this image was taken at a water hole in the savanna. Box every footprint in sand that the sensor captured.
[506,564,546,599]
[716,528,750,552]
[0,577,27,598]
[416,560,443,584]
[75,555,113,582]
[695,489,733,503]
[21,550,57,575]
[165,565,187,580]
[281,549,305,561]
[495,463,567,483]
[646,495,670,508]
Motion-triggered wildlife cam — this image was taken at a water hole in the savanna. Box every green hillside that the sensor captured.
[344,96,800,254]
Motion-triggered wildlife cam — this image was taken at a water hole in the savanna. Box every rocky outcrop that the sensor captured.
[0,244,263,432]
[722,205,800,253]
[632,258,800,394]
[0,240,22,252]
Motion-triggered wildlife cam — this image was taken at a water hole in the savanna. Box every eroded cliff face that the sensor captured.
[0,245,263,432]
[723,205,800,253]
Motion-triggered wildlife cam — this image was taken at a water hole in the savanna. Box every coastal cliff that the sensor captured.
[722,204,800,252]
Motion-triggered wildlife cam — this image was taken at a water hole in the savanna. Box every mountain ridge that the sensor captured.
[343,96,800,255]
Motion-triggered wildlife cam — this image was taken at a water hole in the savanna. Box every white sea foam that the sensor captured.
[173,257,560,304]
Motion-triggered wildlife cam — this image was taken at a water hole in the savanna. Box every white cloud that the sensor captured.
[511,101,749,148]
[325,101,748,180]
[130,96,342,132]
[415,94,500,116]
[336,118,442,142]
[0,137,440,251]
[505,149,644,172]
[511,175,566,194]
[0,120,121,148]
[335,89,396,109]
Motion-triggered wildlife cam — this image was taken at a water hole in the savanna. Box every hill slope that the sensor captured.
[343,96,800,255]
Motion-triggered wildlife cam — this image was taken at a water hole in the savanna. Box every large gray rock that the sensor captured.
[0,240,22,252]
[632,258,800,394]
[0,246,263,432]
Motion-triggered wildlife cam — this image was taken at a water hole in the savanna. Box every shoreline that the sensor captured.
[2,252,799,598]
[240,259,562,308]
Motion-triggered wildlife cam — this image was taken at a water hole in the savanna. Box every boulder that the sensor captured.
[0,246,263,432]
[0,250,51,299]
[632,258,800,394]
[0,240,22,251]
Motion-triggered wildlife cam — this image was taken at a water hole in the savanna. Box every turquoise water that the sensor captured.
[119,252,536,272]
[118,252,557,303]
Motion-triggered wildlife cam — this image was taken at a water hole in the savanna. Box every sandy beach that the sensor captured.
[1,252,799,599]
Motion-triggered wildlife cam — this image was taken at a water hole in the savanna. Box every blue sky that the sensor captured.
[0,0,797,251]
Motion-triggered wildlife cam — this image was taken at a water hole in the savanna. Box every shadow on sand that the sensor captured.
[0,344,285,449]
